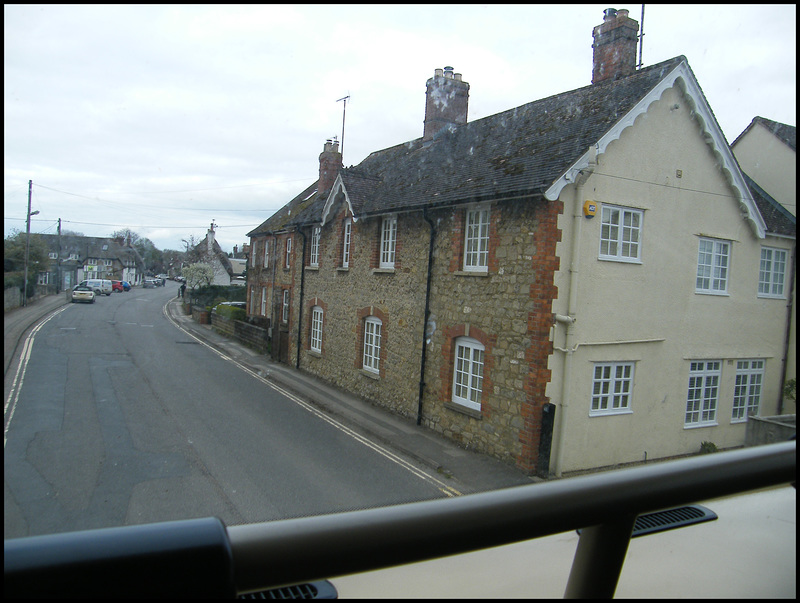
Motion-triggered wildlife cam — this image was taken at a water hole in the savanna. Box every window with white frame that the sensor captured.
[363,317,382,373]
[758,247,787,298]
[285,237,292,269]
[250,286,257,312]
[380,216,397,268]
[310,227,320,267]
[342,219,352,268]
[464,206,490,271]
[263,240,269,268]
[282,289,290,322]
[311,306,323,353]
[599,205,642,261]
[696,238,730,294]
[261,287,267,316]
[452,337,485,411]
[590,362,634,415]
[732,359,764,422]
[49,252,58,259]
[685,360,721,426]
[251,241,257,267]
[37,272,50,285]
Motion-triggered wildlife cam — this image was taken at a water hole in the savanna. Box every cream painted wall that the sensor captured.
[733,123,796,217]
[549,85,793,473]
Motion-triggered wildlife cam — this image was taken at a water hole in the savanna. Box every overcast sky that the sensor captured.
[4,4,796,253]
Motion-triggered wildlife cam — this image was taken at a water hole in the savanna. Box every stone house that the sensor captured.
[247,8,796,475]
[35,233,145,291]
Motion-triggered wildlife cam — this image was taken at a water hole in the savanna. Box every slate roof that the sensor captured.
[247,181,319,237]
[248,56,689,235]
[743,173,796,238]
[36,234,144,266]
[732,116,797,152]
[194,234,236,277]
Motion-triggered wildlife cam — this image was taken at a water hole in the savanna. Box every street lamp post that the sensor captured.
[22,180,40,308]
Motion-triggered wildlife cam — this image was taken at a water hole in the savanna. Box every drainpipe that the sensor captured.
[777,244,796,414]
[417,209,437,425]
[552,149,597,477]
[296,229,307,370]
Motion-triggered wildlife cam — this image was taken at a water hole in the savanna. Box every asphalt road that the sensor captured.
[4,284,451,539]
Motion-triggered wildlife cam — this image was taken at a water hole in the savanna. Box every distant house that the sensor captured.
[194,224,235,286]
[247,8,795,476]
[229,257,247,286]
[35,233,145,291]
[733,118,797,414]
[732,117,796,217]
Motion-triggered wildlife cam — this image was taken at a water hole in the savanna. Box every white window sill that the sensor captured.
[454,270,489,277]
[589,409,633,417]
[372,268,395,274]
[305,265,319,271]
[694,290,729,297]
[360,368,380,380]
[445,400,482,419]
[598,256,642,264]
[683,421,719,429]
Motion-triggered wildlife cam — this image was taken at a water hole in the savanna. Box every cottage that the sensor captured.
[194,223,237,286]
[247,8,795,475]
[34,233,145,292]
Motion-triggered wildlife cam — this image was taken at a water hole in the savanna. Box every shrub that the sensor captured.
[699,441,718,454]
[214,304,246,321]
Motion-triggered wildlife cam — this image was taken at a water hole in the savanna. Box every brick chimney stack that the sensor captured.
[423,66,469,142]
[592,8,639,84]
[318,139,342,194]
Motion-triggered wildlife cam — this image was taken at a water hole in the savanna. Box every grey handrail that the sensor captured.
[228,441,795,596]
[4,441,795,598]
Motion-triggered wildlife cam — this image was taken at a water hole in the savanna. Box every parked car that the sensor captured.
[143,279,157,289]
[216,301,247,309]
[71,285,95,304]
[78,279,112,296]
[121,281,131,291]
[112,281,124,293]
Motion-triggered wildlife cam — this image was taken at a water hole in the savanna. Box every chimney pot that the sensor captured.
[592,7,639,84]
[423,67,470,141]
[318,139,343,194]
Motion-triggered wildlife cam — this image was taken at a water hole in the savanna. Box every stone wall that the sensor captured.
[294,196,558,473]
[745,414,796,446]
[211,314,270,354]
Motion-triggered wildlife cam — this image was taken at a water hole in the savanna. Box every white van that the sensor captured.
[79,279,113,296]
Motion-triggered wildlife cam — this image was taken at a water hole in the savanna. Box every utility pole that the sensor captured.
[57,218,62,294]
[22,180,39,307]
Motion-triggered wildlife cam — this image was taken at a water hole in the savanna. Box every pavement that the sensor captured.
[4,292,538,495]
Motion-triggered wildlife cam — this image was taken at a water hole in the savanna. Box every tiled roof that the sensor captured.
[279,56,687,228]
[732,116,797,152]
[247,181,319,237]
[743,173,796,238]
